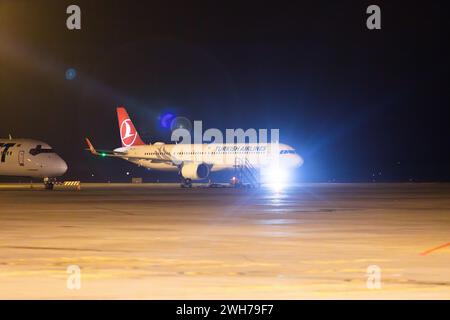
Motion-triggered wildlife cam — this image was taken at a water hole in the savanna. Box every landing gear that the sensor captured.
[44,182,54,190]
[180,178,192,188]
[43,178,55,190]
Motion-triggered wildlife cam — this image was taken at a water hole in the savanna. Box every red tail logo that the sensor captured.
[117,107,145,147]
[120,119,137,147]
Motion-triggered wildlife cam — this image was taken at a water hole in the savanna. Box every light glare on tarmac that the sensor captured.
[0,183,449,299]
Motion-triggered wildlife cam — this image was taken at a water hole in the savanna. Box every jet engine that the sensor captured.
[181,163,210,180]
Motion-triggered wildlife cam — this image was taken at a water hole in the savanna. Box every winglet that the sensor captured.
[85,138,99,155]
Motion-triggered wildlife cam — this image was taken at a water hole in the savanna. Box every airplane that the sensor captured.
[0,137,68,189]
[86,107,303,187]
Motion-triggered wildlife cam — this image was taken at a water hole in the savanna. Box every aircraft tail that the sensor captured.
[116,106,146,147]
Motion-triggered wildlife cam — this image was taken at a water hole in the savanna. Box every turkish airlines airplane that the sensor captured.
[86,107,303,187]
[0,138,68,189]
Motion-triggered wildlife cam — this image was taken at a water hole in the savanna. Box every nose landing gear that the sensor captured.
[43,177,55,190]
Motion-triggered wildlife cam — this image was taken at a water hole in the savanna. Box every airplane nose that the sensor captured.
[281,155,304,168]
[295,155,304,167]
[56,157,68,176]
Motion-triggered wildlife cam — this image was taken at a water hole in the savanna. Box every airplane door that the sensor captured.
[18,151,24,166]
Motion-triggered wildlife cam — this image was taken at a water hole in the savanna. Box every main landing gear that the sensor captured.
[180,178,193,188]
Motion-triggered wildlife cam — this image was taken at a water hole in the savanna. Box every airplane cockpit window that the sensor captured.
[280,150,296,154]
[29,145,54,156]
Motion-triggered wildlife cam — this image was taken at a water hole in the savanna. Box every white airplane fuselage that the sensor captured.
[0,139,67,179]
[116,142,303,172]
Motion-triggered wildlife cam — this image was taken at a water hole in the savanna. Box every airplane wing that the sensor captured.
[85,138,126,157]
[85,138,176,165]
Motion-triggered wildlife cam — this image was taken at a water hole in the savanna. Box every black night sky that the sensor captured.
[0,0,449,182]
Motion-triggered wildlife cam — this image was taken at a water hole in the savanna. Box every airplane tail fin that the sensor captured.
[116,106,146,147]
[85,138,99,155]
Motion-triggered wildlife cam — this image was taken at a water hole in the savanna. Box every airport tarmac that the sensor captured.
[0,183,449,299]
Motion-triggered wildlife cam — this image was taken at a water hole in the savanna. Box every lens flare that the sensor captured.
[159,113,175,128]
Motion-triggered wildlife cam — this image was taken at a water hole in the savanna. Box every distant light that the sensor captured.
[126,172,130,175]
[100,153,106,157]
[65,68,77,80]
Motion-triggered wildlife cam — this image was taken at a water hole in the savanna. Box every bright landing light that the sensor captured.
[261,165,290,192]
